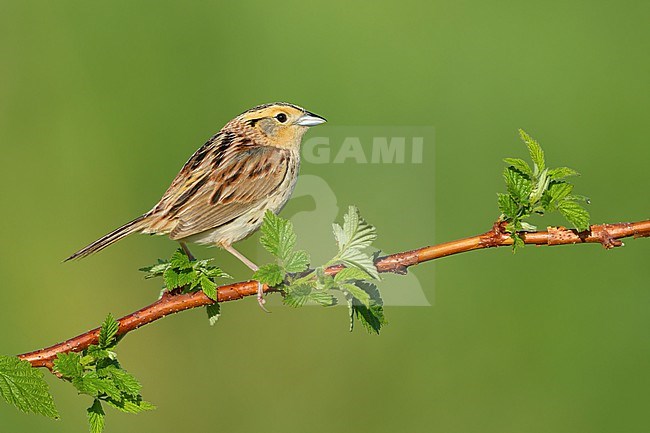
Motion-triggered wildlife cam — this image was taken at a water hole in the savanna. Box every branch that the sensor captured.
[19,219,650,369]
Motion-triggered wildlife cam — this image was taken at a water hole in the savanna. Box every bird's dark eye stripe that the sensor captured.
[275,113,287,123]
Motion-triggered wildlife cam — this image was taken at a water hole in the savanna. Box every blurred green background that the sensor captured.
[1,1,649,432]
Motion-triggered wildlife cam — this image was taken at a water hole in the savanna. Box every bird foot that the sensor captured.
[257,281,270,313]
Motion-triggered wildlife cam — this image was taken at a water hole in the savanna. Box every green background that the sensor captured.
[1,1,649,432]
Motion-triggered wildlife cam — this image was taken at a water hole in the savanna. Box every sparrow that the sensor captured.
[66,102,326,308]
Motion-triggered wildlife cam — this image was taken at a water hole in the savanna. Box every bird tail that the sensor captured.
[64,214,149,261]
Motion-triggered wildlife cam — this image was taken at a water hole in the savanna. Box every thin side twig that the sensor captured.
[18,219,650,370]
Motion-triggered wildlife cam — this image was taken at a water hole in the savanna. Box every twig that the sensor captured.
[18,219,650,370]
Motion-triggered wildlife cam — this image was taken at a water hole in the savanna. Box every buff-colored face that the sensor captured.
[236,103,326,149]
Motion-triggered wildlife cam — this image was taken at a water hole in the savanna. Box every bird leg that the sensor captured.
[179,242,196,261]
[221,243,269,312]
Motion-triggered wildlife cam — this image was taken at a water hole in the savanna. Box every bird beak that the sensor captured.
[295,111,327,127]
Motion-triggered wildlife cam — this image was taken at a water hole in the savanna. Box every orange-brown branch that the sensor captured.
[19,219,650,369]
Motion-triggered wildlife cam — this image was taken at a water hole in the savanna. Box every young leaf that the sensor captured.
[259,210,295,261]
[284,250,310,273]
[351,282,387,334]
[503,167,533,203]
[169,248,192,269]
[519,129,545,172]
[341,283,371,308]
[99,365,142,397]
[283,284,313,308]
[73,372,121,400]
[547,182,573,203]
[87,399,105,433]
[338,248,379,280]
[253,263,284,287]
[511,233,525,251]
[201,265,231,280]
[529,168,549,204]
[53,352,84,378]
[199,275,217,300]
[308,291,337,306]
[104,395,155,414]
[503,157,533,177]
[548,167,579,180]
[166,267,196,290]
[333,206,377,253]
[98,314,119,349]
[497,193,519,219]
[139,259,170,278]
[206,304,221,326]
[0,355,59,419]
[558,200,591,231]
[334,267,373,283]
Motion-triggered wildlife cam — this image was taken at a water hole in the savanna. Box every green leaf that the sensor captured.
[497,193,519,219]
[547,182,574,203]
[99,365,142,397]
[548,166,579,180]
[284,250,310,273]
[338,249,379,280]
[503,157,533,177]
[73,372,121,400]
[334,267,373,282]
[341,283,371,308]
[511,233,525,251]
[206,303,221,326]
[0,355,59,418]
[558,200,591,231]
[351,282,387,335]
[53,352,84,378]
[308,291,337,306]
[98,314,119,349]
[162,267,180,289]
[333,206,377,254]
[529,167,550,204]
[169,267,196,290]
[199,275,217,300]
[519,129,545,172]
[169,248,192,269]
[139,259,170,278]
[253,263,284,287]
[283,284,313,308]
[503,167,533,203]
[87,399,105,433]
[201,266,231,280]
[86,345,111,362]
[259,210,295,261]
[104,395,155,414]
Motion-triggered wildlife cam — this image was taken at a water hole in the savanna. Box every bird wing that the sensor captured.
[154,138,292,241]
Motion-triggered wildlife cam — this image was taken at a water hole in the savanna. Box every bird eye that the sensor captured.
[275,113,287,123]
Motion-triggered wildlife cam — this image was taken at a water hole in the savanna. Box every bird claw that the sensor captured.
[257,281,270,313]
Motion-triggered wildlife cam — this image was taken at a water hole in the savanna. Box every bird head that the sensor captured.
[232,102,326,149]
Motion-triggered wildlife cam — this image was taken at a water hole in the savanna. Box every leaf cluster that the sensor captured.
[498,129,591,250]
[253,207,387,334]
[53,314,154,433]
[140,249,231,324]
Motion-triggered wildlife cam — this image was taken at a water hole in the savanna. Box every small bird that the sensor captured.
[66,102,326,307]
